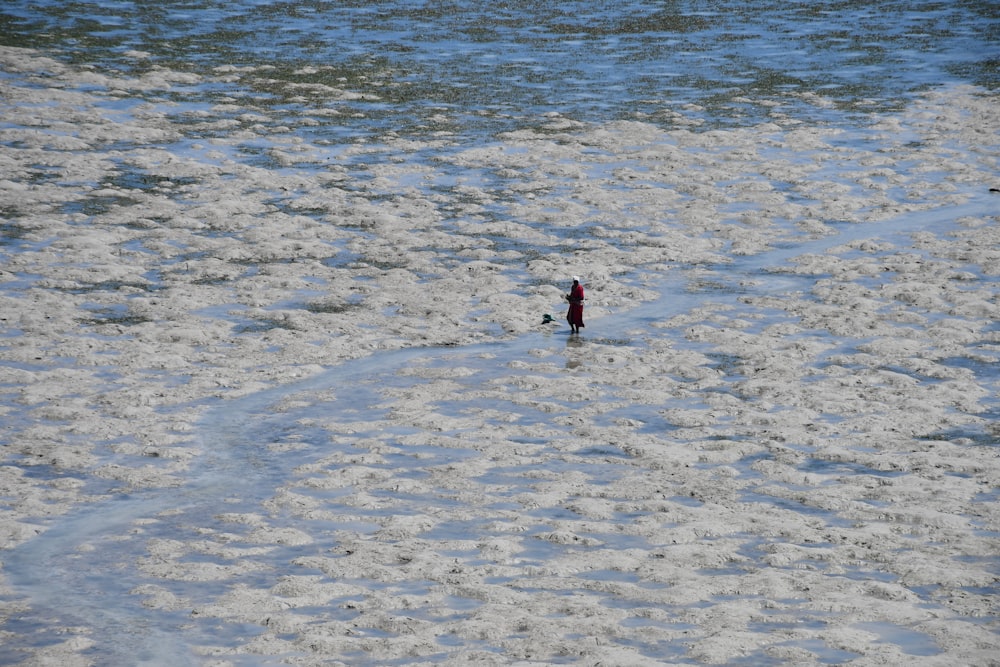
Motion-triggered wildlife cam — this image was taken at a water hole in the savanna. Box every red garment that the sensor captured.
[566,283,585,328]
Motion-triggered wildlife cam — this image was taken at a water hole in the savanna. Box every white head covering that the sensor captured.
[572,275,580,282]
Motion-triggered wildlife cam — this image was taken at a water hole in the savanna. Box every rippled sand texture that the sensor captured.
[0,47,998,665]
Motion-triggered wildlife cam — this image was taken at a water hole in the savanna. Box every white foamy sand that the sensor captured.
[0,46,998,665]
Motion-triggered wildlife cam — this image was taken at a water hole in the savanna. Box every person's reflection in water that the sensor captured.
[565,333,584,368]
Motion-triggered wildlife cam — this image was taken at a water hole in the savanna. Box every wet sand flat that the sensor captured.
[0,45,998,665]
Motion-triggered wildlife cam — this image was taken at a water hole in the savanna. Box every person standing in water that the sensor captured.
[566,276,585,334]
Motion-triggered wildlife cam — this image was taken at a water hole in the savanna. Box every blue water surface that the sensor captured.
[2,0,997,138]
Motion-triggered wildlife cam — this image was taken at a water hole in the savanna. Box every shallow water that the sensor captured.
[3,0,998,140]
